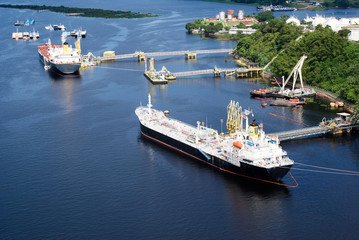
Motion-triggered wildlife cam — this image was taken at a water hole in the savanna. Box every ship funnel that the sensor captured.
[63,42,69,54]
[249,119,259,139]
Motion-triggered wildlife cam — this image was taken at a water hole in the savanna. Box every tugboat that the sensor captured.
[135,95,295,182]
[270,98,306,107]
[250,88,278,98]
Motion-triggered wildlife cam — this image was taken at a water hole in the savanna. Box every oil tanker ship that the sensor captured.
[38,36,81,74]
[135,95,294,182]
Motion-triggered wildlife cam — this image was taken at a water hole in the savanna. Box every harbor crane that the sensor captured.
[281,55,307,92]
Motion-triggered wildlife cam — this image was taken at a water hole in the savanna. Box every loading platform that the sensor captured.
[98,49,233,62]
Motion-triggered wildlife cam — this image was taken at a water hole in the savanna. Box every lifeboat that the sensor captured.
[233,141,242,149]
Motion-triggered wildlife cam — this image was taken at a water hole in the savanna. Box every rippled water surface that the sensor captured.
[0,1,358,239]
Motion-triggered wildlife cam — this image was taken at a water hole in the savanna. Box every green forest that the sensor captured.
[322,0,359,8]
[0,4,157,18]
[185,20,224,34]
[235,19,359,104]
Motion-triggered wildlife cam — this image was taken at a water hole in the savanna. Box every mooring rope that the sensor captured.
[295,162,359,174]
[290,167,359,176]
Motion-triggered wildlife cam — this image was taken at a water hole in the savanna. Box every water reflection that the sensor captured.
[50,73,82,114]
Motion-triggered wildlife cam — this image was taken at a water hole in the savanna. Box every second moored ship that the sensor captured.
[38,36,81,74]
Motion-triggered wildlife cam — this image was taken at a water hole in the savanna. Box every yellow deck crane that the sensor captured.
[160,66,176,80]
[81,52,99,68]
[226,100,242,134]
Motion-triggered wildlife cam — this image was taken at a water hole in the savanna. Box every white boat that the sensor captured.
[45,24,54,31]
[11,29,23,40]
[70,28,87,38]
[57,24,66,31]
[29,29,40,39]
[53,24,66,31]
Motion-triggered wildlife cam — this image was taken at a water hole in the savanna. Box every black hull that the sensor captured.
[250,90,278,98]
[38,52,81,75]
[140,123,292,182]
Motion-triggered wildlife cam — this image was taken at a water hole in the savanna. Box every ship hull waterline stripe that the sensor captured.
[140,130,298,188]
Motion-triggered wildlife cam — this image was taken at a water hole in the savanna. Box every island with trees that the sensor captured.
[0,4,158,18]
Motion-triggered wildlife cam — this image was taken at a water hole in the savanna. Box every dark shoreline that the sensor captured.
[0,4,158,18]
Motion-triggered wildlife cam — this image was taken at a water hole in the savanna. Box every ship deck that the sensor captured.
[136,106,293,169]
[38,43,62,60]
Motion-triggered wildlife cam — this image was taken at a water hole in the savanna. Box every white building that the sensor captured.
[228,27,256,35]
[304,15,359,41]
[219,11,225,21]
[350,18,359,25]
[238,10,244,20]
[312,15,327,27]
[326,17,342,32]
[286,16,301,26]
[348,28,359,41]
[303,15,314,23]
[339,18,351,27]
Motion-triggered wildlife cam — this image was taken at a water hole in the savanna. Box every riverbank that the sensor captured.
[263,70,355,113]
[312,87,355,113]
[234,58,355,113]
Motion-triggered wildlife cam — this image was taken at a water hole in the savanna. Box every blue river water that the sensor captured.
[0,0,358,239]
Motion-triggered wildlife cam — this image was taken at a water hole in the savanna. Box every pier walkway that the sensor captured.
[269,123,359,141]
[98,49,233,61]
[172,68,239,77]
[172,67,264,78]
[269,126,332,141]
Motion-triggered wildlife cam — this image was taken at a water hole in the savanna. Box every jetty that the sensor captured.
[98,49,233,62]
[171,66,264,78]
[143,66,263,82]
[269,113,359,141]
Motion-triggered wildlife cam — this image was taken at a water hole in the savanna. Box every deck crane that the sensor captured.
[226,100,242,134]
